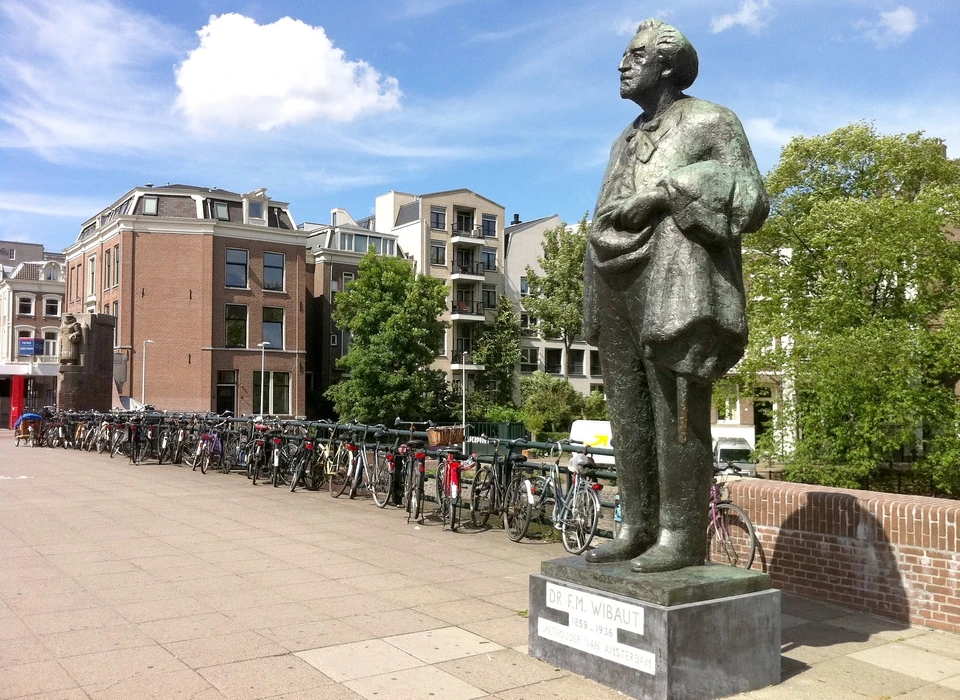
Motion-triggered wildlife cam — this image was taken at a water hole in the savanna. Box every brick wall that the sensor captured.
[728,479,960,632]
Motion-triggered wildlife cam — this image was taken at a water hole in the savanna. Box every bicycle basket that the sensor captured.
[427,425,464,447]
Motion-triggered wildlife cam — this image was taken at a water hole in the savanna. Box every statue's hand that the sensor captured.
[615,186,668,232]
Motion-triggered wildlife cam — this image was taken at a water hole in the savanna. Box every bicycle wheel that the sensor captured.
[304,453,324,490]
[182,434,200,469]
[199,446,210,474]
[348,455,364,499]
[330,450,350,498]
[251,449,264,485]
[561,487,601,555]
[290,453,305,492]
[222,434,240,473]
[706,502,757,569]
[370,452,393,508]
[470,467,493,528]
[504,477,532,542]
[410,480,423,523]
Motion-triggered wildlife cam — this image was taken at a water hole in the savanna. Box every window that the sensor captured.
[590,384,604,395]
[589,350,602,376]
[520,277,529,297]
[88,256,96,295]
[482,285,497,309]
[430,206,446,230]
[481,247,497,272]
[569,349,585,375]
[520,313,537,336]
[330,334,338,346]
[225,305,247,348]
[142,196,158,216]
[253,371,290,415]
[216,370,237,415]
[262,307,284,349]
[545,348,562,374]
[248,201,263,219]
[214,201,230,221]
[331,212,337,226]
[717,392,740,423]
[45,266,58,282]
[113,245,120,286]
[104,250,111,289]
[520,348,538,373]
[225,248,248,288]
[44,297,60,317]
[342,272,354,290]
[43,331,58,357]
[263,252,285,292]
[17,296,34,316]
[430,240,446,266]
[342,330,352,354]
[113,301,119,346]
[17,329,32,355]
[481,214,497,237]
[455,210,473,233]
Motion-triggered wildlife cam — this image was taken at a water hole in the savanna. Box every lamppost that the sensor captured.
[459,351,483,452]
[257,341,270,415]
[141,339,154,405]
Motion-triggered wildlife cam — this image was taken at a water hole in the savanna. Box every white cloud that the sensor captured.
[710,0,773,34]
[0,191,105,218]
[0,0,183,153]
[174,14,401,133]
[855,6,919,49]
[743,117,800,150]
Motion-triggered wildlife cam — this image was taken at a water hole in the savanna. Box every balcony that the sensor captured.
[451,225,484,246]
[451,341,484,371]
[450,300,486,321]
[450,261,485,281]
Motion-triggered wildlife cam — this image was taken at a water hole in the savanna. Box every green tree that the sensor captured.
[326,250,452,423]
[523,215,589,378]
[472,294,522,405]
[519,371,584,440]
[741,122,960,492]
[582,390,609,421]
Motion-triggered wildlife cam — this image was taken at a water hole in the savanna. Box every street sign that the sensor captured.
[18,338,45,356]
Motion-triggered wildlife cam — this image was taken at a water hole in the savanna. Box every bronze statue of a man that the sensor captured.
[58,314,83,365]
[584,19,768,572]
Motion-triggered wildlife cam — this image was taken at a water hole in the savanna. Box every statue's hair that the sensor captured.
[635,19,699,91]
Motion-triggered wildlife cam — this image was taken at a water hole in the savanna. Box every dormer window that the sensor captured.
[214,202,230,221]
[142,196,158,216]
[248,201,263,219]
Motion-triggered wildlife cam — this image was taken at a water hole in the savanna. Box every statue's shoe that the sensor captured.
[586,536,654,564]
[629,544,701,573]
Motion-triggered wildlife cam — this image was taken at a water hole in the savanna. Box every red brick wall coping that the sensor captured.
[727,479,960,632]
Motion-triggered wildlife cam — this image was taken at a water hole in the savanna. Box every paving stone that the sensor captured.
[0,660,78,700]
[850,642,960,682]
[58,644,189,687]
[164,630,288,669]
[38,624,155,659]
[384,626,503,663]
[343,664,485,700]
[296,638,424,682]
[199,654,334,700]
[436,647,567,693]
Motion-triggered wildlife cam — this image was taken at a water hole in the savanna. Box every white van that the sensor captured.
[713,437,756,476]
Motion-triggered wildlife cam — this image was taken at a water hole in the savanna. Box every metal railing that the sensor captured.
[451,300,485,315]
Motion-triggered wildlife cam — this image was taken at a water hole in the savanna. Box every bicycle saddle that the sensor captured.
[406,439,426,448]
[506,454,528,464]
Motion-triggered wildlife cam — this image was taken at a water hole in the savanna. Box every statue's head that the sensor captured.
[63,313,76,324]
[619,19,698,101]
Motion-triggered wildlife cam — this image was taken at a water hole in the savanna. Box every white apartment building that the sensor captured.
[374,189,505,390]
[503,215,603,397]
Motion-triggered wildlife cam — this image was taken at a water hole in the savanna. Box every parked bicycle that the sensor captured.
[706,465,758,568]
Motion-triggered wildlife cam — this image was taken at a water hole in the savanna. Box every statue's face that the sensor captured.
[619,30,664,101]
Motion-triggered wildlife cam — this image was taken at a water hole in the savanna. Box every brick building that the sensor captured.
[0,246,66,427]
[63,184,307,416]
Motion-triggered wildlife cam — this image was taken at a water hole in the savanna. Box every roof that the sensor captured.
[0,260,59,282]
[419,188,505,210]
[151,184,242,197]
[504,215,560,237]
[395,201,420,227]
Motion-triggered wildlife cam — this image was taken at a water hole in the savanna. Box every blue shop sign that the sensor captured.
[18,338,45,356]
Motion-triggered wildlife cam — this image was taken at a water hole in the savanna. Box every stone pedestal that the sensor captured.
[57,313,116,411]
[529,557,780,700]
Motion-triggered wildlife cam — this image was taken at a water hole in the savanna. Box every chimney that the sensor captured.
[511,213,521,225]
[145,183,153,188]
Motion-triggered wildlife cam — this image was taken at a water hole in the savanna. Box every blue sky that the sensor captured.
[1,0,958,253]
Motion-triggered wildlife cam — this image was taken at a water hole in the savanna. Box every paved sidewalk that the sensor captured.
[2,432,960,700]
